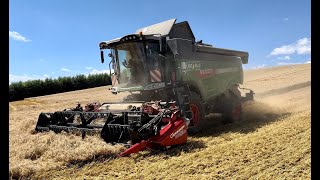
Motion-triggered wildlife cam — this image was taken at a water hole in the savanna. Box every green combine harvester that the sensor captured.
[35,18,254,156]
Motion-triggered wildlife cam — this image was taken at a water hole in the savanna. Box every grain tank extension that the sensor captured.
[35,19,254,157]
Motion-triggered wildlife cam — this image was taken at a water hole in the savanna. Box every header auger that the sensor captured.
[35,18,254,157]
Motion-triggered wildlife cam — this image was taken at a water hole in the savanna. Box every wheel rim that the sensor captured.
[232,104,241,121]
[190,104,200,126]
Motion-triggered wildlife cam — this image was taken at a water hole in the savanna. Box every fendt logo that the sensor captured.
[170,125,186,139]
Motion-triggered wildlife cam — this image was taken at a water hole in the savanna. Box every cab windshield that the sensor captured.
[112,42,160,88]
[114,42,147,86]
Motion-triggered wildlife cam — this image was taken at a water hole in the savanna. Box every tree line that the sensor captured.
[9,73,111,101]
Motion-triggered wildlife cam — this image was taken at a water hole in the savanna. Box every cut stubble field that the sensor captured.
[9,63,311,179]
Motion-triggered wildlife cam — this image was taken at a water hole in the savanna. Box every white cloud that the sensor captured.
[305,60,311,64]
[51,72,55,75]
[251,64,267,69]
[85,66,93,70]
[89,69,108,75]
[270,45,295,56]
[61,68,70,72]
[296,38,311,54]
[277,56,290,60]
[270,37,311,56]
[9,31,31,42]
[9,74,49,84]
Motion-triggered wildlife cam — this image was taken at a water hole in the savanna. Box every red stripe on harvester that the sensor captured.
[151,71,161,80]
[150,69,161,82]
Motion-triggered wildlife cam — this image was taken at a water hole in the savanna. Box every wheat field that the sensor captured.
[9,63,311,179]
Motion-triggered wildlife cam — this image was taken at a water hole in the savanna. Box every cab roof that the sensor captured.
[100,18,195,49]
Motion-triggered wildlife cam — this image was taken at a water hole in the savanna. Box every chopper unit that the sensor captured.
[35,18,254,157]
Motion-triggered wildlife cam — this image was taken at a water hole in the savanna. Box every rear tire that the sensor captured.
[222,91,242,123]
[187,91,205,134]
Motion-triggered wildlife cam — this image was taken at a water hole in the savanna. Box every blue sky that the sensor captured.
[9,0,310,83]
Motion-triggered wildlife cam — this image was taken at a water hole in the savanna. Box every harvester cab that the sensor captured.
[35,18,254,157]
[99,19,178,96]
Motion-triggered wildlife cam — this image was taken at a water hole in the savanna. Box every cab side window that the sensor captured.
[146,43,160,68]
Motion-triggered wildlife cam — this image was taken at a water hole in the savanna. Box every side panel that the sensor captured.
[180,56,243,101]
[170,39,244,102]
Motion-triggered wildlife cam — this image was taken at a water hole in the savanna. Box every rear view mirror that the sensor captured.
[100,51,104,63]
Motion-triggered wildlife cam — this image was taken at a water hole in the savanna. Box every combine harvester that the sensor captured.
[35,19,254,157]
